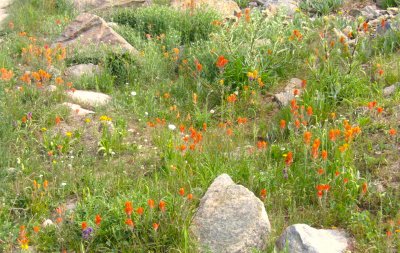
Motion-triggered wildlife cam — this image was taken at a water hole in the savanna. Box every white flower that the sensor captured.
[131,91,137,96]
[210,109,215,114]
[145,112,148,116]
[42,219,54,227]
[61,182,67,187]
[234,91,239,95]
[168,124,176,131]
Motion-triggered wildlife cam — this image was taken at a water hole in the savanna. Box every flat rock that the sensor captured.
[190,174,271,253]
[274,78,303,107]
[62,102,95,116]
[73,0,148,12]
[66,90,111,107]
[53,13,138,55]
[383,83,399,96]
[276,224,350,253]
[171,0,240,19]
[65,63,101,79]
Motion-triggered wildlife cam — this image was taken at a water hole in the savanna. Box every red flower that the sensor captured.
[148,199,155,209]
[159,200,166,212]
[285,152,293,166]
[216,56,229,69]
[125,218,134,227]
[125,201,133,216]
[81,222,87,230]
[362,182,368,194]
[280,120,286,129]
[136,207,144,215]
[95,214,102,226]
[260,189,267,200]
[179,188,185,196]
[152,223,159,231]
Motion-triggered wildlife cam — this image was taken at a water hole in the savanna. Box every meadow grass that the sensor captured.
[0,0,400,252]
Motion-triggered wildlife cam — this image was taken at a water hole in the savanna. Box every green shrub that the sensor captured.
[112,6,220,44]
[300,0,344,15]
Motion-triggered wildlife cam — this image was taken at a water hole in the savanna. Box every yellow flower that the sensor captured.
[85,118,91,123]
[41,127,47,132]
[219,79,224,85]
[99,115,112,121]
[65,132,72,137]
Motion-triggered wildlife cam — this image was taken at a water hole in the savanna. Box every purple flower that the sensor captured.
[27,112,32,120]
[82,227,93,240]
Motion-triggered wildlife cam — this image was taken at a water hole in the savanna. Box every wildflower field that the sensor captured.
[0,0,400,252]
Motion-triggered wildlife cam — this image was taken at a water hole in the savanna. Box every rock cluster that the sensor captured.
[191,174,352,253]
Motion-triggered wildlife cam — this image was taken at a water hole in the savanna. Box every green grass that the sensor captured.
[0,0,400,252]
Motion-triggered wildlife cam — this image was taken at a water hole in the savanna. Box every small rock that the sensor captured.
[383,83,399,96]
[42,219,54,227]
[274,78,303,107]
[67,90,111,107]
[276,224,350,253]
[62,102,95,116]
[65,63,101,79]
[191,174,271,253]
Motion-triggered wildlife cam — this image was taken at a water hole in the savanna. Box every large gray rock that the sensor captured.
[54,13,138,54]
[72,0,149,12]
[191,174,271,253]
[65,63,101,79]
[276,224,350,253]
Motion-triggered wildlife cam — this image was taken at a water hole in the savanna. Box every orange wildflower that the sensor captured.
[32,226,40,233]
[226,128,233,136]
[159,200,166,212]
[55,116,61,125]
[179,188,185,196]
[363,22,368,32]
[125,201,133,216]
[317,190,323,198]
[260,188,267,200]
[335,171,340,177]
[148,199,155,209]
[0,68,13,81]
[216,55,229,69]
[280,120,286,129]
[306,106,313,116]
[304,131,312,144]
[237,117,248,124]
[95,214,102,225]
[285,152,293,166]
[136,207,144,215]
[125,218,134,227]
[377,107,383,114]
[81,222,87,230]
[321,150,328,160]
[389,128,397,136]
[227,93,237,103]
[187,193,193,200]
[152,223,159,231]
[244,8,251,22]
[56,217,63,224]
[257,141,267,150]
[317,168,324,175]
[362,182,368,194]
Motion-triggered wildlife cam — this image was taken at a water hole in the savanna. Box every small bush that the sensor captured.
[300,0,344,15]
[112,6,220,44]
